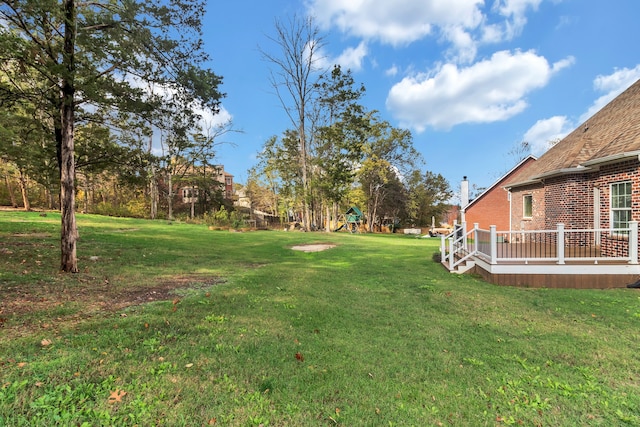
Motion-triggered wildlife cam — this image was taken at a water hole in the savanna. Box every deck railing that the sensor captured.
[442,222,639,268]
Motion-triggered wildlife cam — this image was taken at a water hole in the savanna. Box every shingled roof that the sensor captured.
[508,79,640,188]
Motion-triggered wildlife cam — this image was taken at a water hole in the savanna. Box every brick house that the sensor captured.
[506,79,640,235]
[180,165,234,204]
[442,79,640,288]
[462,155,537,231]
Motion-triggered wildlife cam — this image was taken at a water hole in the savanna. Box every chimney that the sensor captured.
[461,176,469,208]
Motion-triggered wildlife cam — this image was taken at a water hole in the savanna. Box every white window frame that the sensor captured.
[610,181,632,230]
[523,194,533,218]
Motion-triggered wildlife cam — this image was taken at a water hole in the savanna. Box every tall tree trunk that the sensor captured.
[299,132,311,231]
[60,0,78,273]
[150,174,158,219]
[46,186,55,210]
[167,171,174,220]
[148,133,158,219]
[325,204,331,232]
[82,174,88,213]
[4,174,18,208]
[18,169,31,211]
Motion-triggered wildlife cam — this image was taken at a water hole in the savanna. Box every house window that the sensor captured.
[523,195,533,218]
[611,181,632,229]
[182,187,199,203]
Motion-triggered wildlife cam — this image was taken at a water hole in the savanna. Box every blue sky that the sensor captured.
[201,0,640,198]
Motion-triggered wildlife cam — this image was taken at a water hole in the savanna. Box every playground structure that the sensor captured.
[334,206,364,233]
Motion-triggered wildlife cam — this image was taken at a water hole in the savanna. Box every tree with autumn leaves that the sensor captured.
[0,0,224,272]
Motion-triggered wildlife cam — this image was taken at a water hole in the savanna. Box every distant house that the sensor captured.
[442,79,640,288]
[180,165,234,204]
[462,155,537,231]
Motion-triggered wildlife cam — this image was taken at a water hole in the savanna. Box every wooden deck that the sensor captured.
[443,224,640,288]
[471,264,638,289]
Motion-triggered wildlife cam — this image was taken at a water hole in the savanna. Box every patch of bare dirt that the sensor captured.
[291,243,337,252]
[0,274,225,319]
[11,233,52,238]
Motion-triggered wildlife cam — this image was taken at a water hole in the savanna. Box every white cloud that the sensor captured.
[492,0,543,39]
[308,0,484,62]
[386,50,571,131]
[309,0,484,46]
[197,104,233,130]
[442,25,477,63]
[385,65,399,77]
[579,65,640,122]
[307,0,548,64]
[333,41,369,72]
[523,116,572,155]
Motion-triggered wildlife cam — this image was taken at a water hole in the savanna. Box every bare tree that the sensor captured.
[260,15,325,231]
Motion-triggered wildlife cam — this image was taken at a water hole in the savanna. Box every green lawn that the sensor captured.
[1,211,640,426]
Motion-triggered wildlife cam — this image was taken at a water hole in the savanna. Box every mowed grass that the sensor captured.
[1,211,640,426]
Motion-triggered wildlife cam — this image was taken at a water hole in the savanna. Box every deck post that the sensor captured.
[473,223,479,254]
[557,223,565,264]
[629,221,638,264]
[490,225,497,264]
[448,236,454,270]
[461,221,467,252]
[440,234,445,262]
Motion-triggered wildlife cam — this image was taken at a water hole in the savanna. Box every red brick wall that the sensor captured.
[543,174,594,229]
[509,183,546,231]
[510,159,640,257]
[464,186,510,230]
[594,159,640,227]
[465,157,537,231]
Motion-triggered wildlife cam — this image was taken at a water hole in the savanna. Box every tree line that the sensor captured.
[0,6,452,272]
[248,15,452,232]
[0,0,225,272]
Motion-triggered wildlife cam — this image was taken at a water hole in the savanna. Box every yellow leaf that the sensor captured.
[40,338,52,347]
[108,389,127,404]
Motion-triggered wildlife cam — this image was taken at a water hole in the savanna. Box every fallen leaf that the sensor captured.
[172,298,180,305]
[17,362,27,368]
[295,352,304,362]
[208,418,217,425]
[40,338,52,347]
[108,389,127,404]
[185,363,194,368]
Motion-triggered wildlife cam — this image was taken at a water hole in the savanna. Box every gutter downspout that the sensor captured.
[508,190,512,233]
